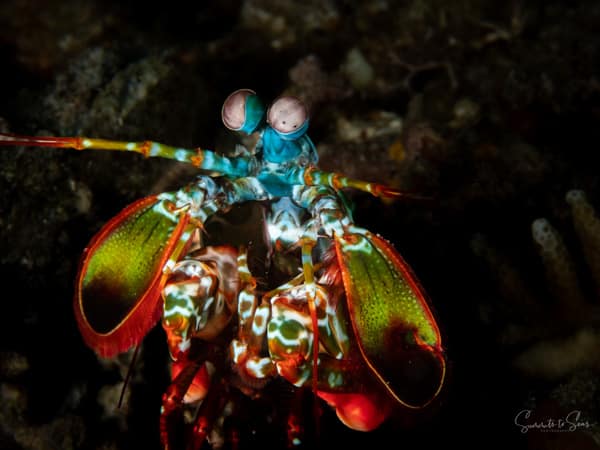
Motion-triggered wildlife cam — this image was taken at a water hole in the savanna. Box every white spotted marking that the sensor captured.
[230,339,247,363]
[327,371,343,388]
[246,357,273,378]
[252,306,270,336]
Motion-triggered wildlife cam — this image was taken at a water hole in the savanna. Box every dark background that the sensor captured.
[1,1,599,449]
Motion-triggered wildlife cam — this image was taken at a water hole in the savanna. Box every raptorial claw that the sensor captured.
[161,361,204,450]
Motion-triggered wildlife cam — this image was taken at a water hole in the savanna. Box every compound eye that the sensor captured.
[267,96,308,135]
[221,89,265,134]
[222,89,255,130]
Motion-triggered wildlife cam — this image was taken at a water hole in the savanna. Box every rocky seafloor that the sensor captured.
[1,1,600,449]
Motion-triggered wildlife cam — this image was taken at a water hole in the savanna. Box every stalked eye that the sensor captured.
[221,89,265,134]
[222,89,251,130]
[267,96,308,135]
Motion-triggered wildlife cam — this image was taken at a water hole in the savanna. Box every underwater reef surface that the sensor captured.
[1,1,599,449]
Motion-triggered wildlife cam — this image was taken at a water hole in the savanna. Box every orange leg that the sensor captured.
[160,360,204,450]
